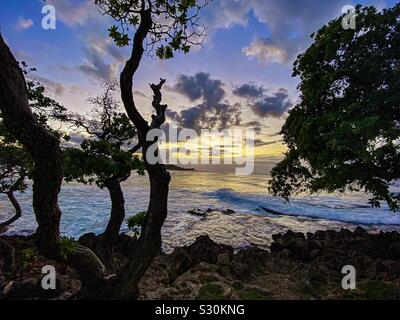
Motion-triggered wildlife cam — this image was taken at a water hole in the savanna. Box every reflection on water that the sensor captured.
[1,171,399,252]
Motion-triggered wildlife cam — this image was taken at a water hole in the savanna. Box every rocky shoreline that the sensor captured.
[1,223,400,300]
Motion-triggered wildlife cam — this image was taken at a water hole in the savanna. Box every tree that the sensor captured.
[0,63,67,233]
[64,81,144,269]
[0,35,64,256]
[269,5,400,211]
[0,62,67,233]
[95,0,209,298]
[0,107,28,231]
[0,145,28,230]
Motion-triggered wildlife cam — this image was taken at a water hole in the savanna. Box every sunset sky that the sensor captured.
[0,0,396,173]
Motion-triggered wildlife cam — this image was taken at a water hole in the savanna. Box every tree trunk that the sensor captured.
[97,177,126,270]
[0,34,63,256]
[116,156,170,299]
[0,191,22,229]
[107,8,172,299]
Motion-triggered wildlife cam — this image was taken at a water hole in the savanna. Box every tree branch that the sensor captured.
[150,78,167,129]
[120,8,153,134]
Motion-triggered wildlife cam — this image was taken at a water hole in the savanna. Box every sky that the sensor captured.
[0,0,398,173]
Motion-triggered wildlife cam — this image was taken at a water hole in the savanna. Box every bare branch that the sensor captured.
[150,78,167,129]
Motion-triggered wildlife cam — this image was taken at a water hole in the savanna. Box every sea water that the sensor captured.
[1,171,400,252]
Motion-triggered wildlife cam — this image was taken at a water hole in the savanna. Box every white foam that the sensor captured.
[207,188,400,225]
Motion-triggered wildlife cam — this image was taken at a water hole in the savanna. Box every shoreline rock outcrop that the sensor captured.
[1,227,400,300]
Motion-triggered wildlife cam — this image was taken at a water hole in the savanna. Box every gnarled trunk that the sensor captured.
[97,177,126,270]
[116,159,170,299]
[105,8,172,299]
[0,34,63,256]
[0,191,22,230]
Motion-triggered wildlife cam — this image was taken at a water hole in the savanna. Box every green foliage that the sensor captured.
[108,25,131,47]
[197,283,228,300]
[156,45,174,60]
[64,140,144,188]
[64,81,145,188]
[127,211,146,238]
[19,247,38,270]
[269,4,400,211]
[21,62,69,139]
[0,63,67,196]
[0,145,29,194]
[96,0,208,59]
[340,280,400,300]
[231,281,245,291]
[0,124,29,196]
[60,236,78,260]
[127,211,147,230]
[199,274,220,284]
[238,288,270,300]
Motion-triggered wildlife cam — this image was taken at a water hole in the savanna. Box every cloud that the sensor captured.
[66,133,85,146]
[166,103,242,133]
[233,83,265,99]
[32,75,66,96]
[14,50,32,60]
[234,83,293,118]
[77,38,123,81]
[46,0,100,27]
[252,139,283,147]
[244,121,263,134]
[268,131,282,138]
[250,89,292,118]
[169,74,292,132]
[203,0,250,30]
[90,37,126,64]
[243,38,289,65]
[17,17,34,29]
[203,0,350,64]
[134,90,149,99]
[167,72,242,132]
[174,72,225,105]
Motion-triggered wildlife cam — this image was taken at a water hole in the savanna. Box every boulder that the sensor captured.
[217,253,231,266]
[232,247,269,279]
[354,226,368,237]
[78,233,98,251]
[222,209,235,215]
[2,277,39,299]
[188,209,207,217]
[67,245,106,291]
[166,248,192,284]
[186,235,234,265]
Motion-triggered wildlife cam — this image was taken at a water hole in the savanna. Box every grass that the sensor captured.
[232,281,244,291]
[60,236,78,260]
[239,288,270,300]
[19,247,37,270]
[197,283,228,300]
[341,280,400,300]
[199,274,220,284]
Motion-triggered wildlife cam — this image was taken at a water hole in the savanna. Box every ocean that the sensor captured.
[1,171,400,252]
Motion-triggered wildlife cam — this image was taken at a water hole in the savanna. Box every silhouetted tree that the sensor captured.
[269,5,400,210]
[0,145,28,230]
[0,62,67,233]
[95,0,209,298]
[0,35,64,256]
[64,81,144,269]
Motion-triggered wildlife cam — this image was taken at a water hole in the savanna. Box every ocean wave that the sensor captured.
[206,189,400,226]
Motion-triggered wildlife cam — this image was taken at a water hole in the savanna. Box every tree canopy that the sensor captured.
[269,5,400,211]
[64,81,144,188]
[95,0,209,59]
[92,0,209,298]
[0,51,67,245]
[0,62,68,198]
